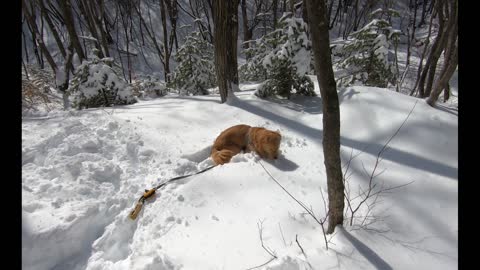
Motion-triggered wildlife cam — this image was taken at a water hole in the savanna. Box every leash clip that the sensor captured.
[128,188,156,220]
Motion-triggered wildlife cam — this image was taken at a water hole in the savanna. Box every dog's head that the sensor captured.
[260,130,282,159]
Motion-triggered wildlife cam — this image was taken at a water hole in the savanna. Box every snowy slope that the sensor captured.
[22,80,457,270]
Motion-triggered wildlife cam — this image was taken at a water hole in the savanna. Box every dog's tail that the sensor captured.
[211,149,235,165]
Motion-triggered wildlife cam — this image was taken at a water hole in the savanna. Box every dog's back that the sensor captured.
[211,124,281,165]
[211,124,251,164]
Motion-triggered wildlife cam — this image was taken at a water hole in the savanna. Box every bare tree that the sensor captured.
[177,0,215,43]
[306,0,345,234]
[418,0,430,27]
[87,0,112,57]
[240,0,264,49]
[426,0,457,106]
[164,0,179,52]
[416,0,448,97]
[76,0,105,58]
[133,2,167,77]
[57,0,86,61]
[117,0,134,83]
[415,0,457,100]
[213,0,239,103]
[22,0,57,72]
[38,0,66,59]
[159,0,171,81]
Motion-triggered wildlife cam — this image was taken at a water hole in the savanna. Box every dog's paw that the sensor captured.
[198,157,215,169]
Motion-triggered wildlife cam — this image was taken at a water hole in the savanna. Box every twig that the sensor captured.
[296,234,306,255]
[345,101,418,227]
[258,160,330,250]
[295,234,314,270]
[278,223,287,247]
[246,220,278,270]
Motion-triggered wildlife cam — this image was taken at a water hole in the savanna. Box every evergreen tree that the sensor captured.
[170,32,216,95]
[240,13,316,99]
[334,10,400,88]
[68,50,136,109]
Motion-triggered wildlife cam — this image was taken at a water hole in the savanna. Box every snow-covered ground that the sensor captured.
[22,80,457,270]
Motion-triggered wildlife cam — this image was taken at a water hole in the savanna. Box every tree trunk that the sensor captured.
[411,0,418,43]
[302,0,308,23]
[241,0,249,49]
[426,0,457,106]
[426,43,457,106]
[78,0,104,58]
[406,27,411,67]
[273,0,279,28]
[423,0,450,97]
[39,0,66,59]
[160,0,171,81]
[91,0,111,57]
[352,0,359,31]
[443,83,450,102]
[227,0,239,85]
[213,0,239,103]
[417,0,445,97]
[22,27,30,63]
[27,20,43,68]
[58,0,86,61]
[165,0,179,52]
[306,0,344,234]
[59,44,74,109]
[419,0,428,26]
[411,5,435,96]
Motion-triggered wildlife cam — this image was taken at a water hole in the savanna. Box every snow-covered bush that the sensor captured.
[334,11,400,88]
[169,32,216,95]
[68,51,136,109]
[241,13,315,98]
[131,74,168,98]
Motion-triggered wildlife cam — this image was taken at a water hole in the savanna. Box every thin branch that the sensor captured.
[258,160,322,225]
[278,222,287,247]
[258,160,329,250]
[246,220,278,270]
[295,234,314,269]
[295,234,306,255]
[345,101,418,227]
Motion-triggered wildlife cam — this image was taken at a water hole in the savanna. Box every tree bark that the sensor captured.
[411,0,418,43]
[306,0,345,234]
[426,42,457,106]
[273,0,279,28]
[427,0,457,106]
[160,0,171,81]
[419,0,428,26]
[417,0,445,97]
[423,0,451,97]
[164,0,179,52]
[302,0,308,23]
[213,0,239,103]
[241,0,250,49]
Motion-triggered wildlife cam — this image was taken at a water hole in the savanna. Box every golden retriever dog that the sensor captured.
[211,124,281,165]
